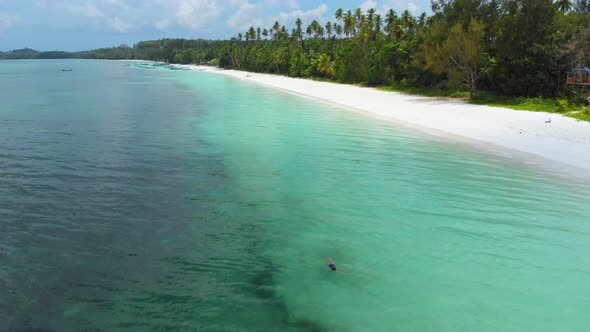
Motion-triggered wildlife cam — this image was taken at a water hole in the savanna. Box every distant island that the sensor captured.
[3,1,590,121]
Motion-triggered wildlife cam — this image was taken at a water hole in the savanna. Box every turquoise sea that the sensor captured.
[1,60,589,332]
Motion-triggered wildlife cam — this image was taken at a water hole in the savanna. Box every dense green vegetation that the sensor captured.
[0,47,102,59]
[218,0,590,119]
[3,0,590,119]
[0,40,223,62]
[219,1,585,93]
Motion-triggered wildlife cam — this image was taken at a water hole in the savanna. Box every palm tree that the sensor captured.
[358,20,370,50]
[374,14,382,36]
[401,10,414,29]
[335,8,343,23]
[426,16,436,27]
[335,24,343,38]
[574,0,590,12]
[262,28,269,39]
[325,21,333,39]
[316,53,335,77]
[244,31,250,44]
[271,47,288,72]
[308,20,324,39]
[556,0,573,12]
[385,9,398,38]
[306,22,314,38]
[247,26,256,44]
[367,8,376,25]
[256,27,261,41]
[356,11,365,32]
[272,21,280,41]
[281,25,289,40]
[316,23,325,39]
[295,18,303,40]
[280,25,289,42]
[237,33,244,53]
[344,10,356,37]
[354,7,363,22]
[418,12,427,27]
[393,23,405,41]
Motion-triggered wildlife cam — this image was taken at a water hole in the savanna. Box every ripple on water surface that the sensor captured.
[1,60,589,332]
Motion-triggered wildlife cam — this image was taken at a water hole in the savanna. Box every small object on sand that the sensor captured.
[545,118,552,123]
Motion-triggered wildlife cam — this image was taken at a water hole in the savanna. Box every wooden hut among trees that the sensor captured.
[567,66,590,104]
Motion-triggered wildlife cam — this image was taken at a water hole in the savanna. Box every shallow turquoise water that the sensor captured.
[1,60,589,331]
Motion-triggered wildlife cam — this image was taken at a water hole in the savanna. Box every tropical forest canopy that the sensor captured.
[3,0,590,99]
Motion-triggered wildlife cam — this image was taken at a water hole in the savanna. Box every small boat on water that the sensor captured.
[61,69,73,72]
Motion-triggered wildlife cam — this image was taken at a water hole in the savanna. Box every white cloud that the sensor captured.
[65,1,104,18]
[155,19,169,30]
[173,0,221,30]
[102,0,131,8]
[44,0,222,32]
[0,13,21,30]
[48,0,145,33]
[275,3,329,25]
[227,1,328,31]
[286,0,299,10]
[226,0,264,30]
[11,0,340,37]
[407,2,419,15]
[381,0,424,15]
[360,0,378,12]
[110,16,132,32]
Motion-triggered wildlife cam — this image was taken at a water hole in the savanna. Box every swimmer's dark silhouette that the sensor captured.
[326,258,337,271]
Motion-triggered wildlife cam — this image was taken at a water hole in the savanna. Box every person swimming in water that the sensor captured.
[326,258,337,271]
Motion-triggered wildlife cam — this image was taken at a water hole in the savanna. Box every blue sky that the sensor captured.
[0,0,431,51]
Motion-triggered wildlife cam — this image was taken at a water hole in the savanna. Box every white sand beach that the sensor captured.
[181,64,590,176]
